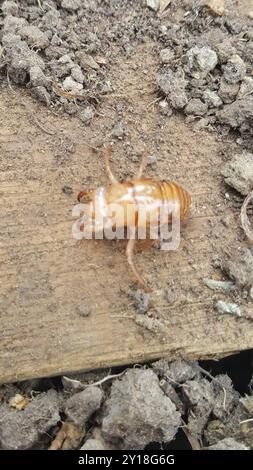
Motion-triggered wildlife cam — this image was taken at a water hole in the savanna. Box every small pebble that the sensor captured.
[160,48,175,64]
[146,0,160,11]
[185,98,208,116]
[111,122,124,139]
[147,154,157,166]
[78,301,92,317]
[220,215,230,227]
[99,81,112,94]
[131,289,150,314]
[159,99,173,116]
[212,255,222,268]
[79,106,94,125]
[62,185,73,195]
[203,89,222,108]
[71,65,84,84]
[223,55,246,84]
[215,300,241,317]
[165,287,177,304]
[63,76,83,92]
[61,0,81,11]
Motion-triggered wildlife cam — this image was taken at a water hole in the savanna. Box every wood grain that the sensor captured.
[0,82,252,384]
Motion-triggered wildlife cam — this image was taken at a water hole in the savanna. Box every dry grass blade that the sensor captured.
[241,190,253,242]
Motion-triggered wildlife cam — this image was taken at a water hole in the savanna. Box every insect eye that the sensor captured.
[77,190,93,203]
[77,191,84,202]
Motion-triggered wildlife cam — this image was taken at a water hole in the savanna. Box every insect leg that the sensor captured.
[126,236,152,292]
[135,149,148,179]
[103,145,119,184]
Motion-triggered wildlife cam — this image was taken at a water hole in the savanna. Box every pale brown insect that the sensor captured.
[77,146,191,292]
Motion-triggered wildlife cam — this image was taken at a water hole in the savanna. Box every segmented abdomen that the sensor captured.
[127,179,191,219]
[158,181,191,218]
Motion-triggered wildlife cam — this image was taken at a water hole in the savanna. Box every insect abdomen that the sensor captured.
[160,181,191,218]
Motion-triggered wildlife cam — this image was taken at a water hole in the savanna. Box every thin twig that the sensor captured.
[147,97,162,109]
[181,419,201,450]
[222,387,227,410]
[241,190,253,242]
[165,375,190,388]
[63,371,126,390]
[85,371,126,387]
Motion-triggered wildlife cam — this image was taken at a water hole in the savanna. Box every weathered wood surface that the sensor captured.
[0,82,252,383]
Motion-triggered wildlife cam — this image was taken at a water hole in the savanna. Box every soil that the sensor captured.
[0,0,253,451]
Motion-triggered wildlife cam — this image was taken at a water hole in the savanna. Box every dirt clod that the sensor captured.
[218,78,239,104]
[186,46,218,79]
[203,89,223,108]
[19,25,49,49]
[152,358,199,384]
[237,77,253,100]
[205,400,253,449]
[111,121,125,139]
[222,55,246,84]
[160,47,175,64]
[207,437,249,450]
[81,438,105,450]
[225,249,253,288]
[1,1,19,16]
[164,286,177,304]
[212,374,238,420]
[62,76,83,93]
[79,106,94,125]
[183,373,237,439]
[183,378,214,408]
[29,66,49,88]
[3,33,45,84]
[156,69,188,109]
[222,153,253,196]
[0,389,60,450]
[61,0,81,11]
[131,289,150,314]
[102,368,181,449]
[31,86,51,105]
[64,386,103,428]
[218,96,253,132]
[185,98,208,116]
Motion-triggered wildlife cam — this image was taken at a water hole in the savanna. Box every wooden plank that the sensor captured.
[0,72,252,383]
